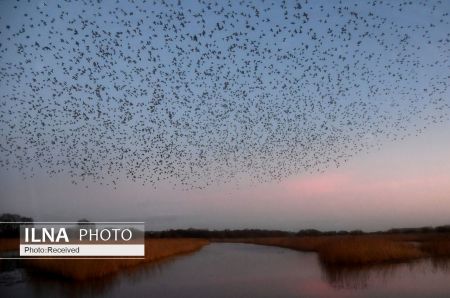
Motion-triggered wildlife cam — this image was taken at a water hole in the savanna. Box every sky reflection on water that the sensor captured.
[1,243,450,298]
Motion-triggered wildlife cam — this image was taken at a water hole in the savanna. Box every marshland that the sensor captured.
[1,226,450,297]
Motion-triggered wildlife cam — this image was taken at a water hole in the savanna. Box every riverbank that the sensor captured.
[23,238,209,280]
[2,233,449,278]
[219,234,450,266]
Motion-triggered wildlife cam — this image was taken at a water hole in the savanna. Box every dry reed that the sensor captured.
[317,237,423,265]
[25,238,209,280]
[227,235,428,266]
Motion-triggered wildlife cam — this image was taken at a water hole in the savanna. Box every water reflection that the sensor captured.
[429,257,450,273]
[321,258,450,291]
[322,262,410,289]
[0,255,27,287]
[23,253,198,298]
[1,244,450,298]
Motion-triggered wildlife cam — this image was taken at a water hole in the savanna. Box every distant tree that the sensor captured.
[0,213,33,237]
[349,230,364,235]
[77,219,95,228]
[418,226,434,233]
[297,229,322,236]
[436,225,450,233]
[323,231,337,236]
[337,230,349,235]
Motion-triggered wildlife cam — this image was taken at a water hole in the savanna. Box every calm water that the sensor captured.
[1,243,450,297]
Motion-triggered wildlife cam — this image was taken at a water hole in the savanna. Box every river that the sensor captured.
[1,243,450,297]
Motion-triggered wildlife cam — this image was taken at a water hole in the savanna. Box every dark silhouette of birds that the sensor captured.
[0,0,449,189]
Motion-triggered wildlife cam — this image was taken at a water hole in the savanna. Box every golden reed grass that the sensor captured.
[226,235,449,266]
[2,234,449,278]
[24,238,209,280]
[317,237,423,265]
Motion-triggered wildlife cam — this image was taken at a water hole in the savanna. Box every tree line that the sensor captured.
[1,213,449,238]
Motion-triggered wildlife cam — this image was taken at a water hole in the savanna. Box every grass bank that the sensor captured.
[24,238,209,280]
[223,234,450,266]
[317,237,423,265]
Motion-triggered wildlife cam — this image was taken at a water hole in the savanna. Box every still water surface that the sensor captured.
[1,243,450,297]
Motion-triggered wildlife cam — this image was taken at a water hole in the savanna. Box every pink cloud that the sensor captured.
[282,173,352,196]
[280,171,450,199]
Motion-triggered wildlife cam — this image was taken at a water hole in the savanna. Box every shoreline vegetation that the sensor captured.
[219,235,431,266]
[4,239,209,280]
[149,226,450,266]
[216,233,450,266]
[1,224,449,280]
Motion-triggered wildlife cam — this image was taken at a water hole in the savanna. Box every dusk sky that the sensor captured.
[1,0,449,232]
[1,119,450,231]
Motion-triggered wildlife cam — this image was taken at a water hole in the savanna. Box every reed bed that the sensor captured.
[2,233,449,276]
[420,237,450,257]
[226,235,436,266]
[317,237,423,265]
[25,238,209,280]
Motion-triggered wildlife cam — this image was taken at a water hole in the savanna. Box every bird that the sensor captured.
[0,0,449,189]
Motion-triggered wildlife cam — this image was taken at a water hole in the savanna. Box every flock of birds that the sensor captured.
[0,0,449,189]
